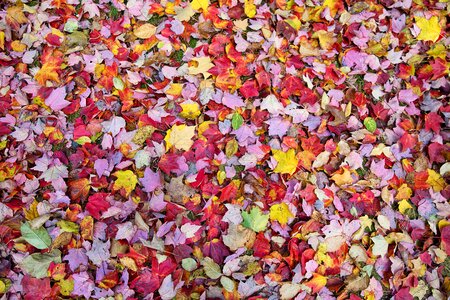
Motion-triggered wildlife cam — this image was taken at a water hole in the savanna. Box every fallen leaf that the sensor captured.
[165,124,196,151]
[113,170,139,196]
[241,207,269,233]
[272,149,299,175]
[134,23,157,39]
[269,203,294,225]
[416,16,441,42]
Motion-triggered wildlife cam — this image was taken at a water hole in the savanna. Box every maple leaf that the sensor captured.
[188,57,214,78]
[113,170,139,196]
[426,169,445,192]
[241,207,269,232]
[85,193,110,220]
[191,0,209,11]
[179,101,201,119]
[164,124,196,152]
[269,203,294,225]
[68,178,90,201]
[244,0,256,18]
[416,16,441,42]
[272,149,298,175]
[331,167,354,186]
[424,112,443,133]
[34,48,63,86]
[305,273,327,294]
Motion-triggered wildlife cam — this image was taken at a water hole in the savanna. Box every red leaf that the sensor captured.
[22,275,51,300]
[441,226,450,255]
[85,193,110,220]
[130,269,160,294]
[219,181,238,202]
[428,142,446,164]
[239,79,259,98]
[253,233,270,258]
[202,238,230,264]
[424,112,443,133]
[399,133,416,151]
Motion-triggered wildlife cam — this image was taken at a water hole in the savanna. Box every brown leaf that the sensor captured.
[51,232,72,250]
[345,274,369,293]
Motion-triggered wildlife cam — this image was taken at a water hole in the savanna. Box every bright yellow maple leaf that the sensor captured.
[427,169,445,192]
[416,16,441,42]
[244,0,256,18]
[165,124,196,151]
[270,203,294,225]
[191,0,209,11]
[188,57,214,79]
[113,170,138,196]
[180,101,201,119]
[272,149,298,175]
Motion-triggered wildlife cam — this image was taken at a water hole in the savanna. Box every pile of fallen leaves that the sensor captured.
[0,0,449,299]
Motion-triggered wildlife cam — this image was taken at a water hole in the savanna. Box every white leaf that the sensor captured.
[371,235,388,257]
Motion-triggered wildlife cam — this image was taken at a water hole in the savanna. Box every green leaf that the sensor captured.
[364,117,377,133]
[57,220,79,233]
[220,276,235,292]
[201,257,221,279]
[182,258,197,271]
[113,77,125,91]
[231,113,244,130]
[20,222,52,249]
[20,250,61,278]
[241,207,269,232]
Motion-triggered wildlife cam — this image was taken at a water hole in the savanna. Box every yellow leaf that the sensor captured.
[11,40,26,52]
[272,149,298,175]
[191,0,209,11]
[398,199,413,214]
[244,0,257,18]
[7,6,28,25]
[0,279,6,294]
[331,167,353,186]
[270,203,294,225]
[166,83,183,96]
[180,101,201,119]
[314,30,336,50]
[0,31,4,50]
[164,124,196,151]
[427,169,445,192]
[416,16,441,42]
[120,257,138,272]
[24,200,39,221]
[188,56,214,79]
[395,184,412,200]
[58,279,74,296]
[427,43,446,59]
[322,0,341,17]
[134,23,156,39]
[113,170,138,196]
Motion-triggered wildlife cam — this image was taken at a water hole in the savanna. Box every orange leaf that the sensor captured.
[305,273,327,294]
[68,178,91,201]
[34,48,63,86]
